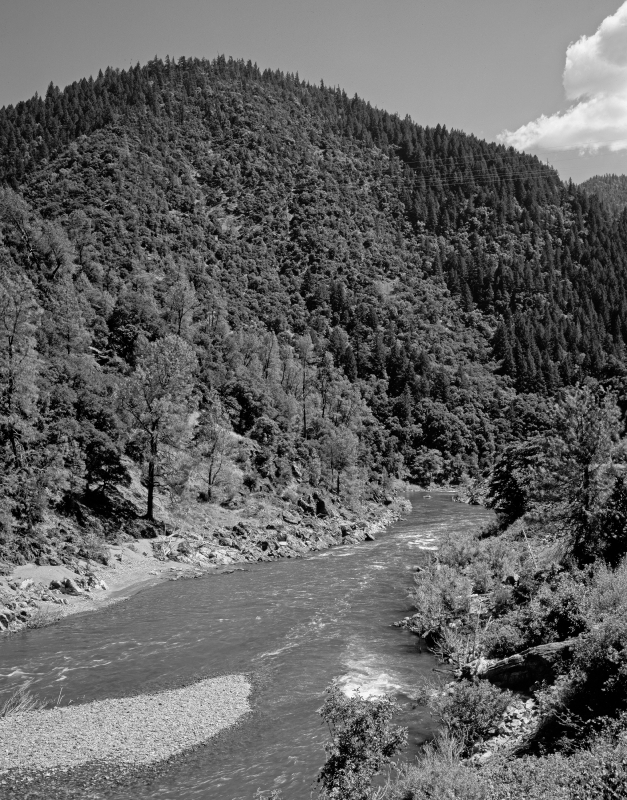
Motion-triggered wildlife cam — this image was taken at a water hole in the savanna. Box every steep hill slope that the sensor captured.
[2,56,627,565]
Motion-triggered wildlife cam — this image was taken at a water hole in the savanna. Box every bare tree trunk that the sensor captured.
[147,434,158,520]
[147,460,155,520]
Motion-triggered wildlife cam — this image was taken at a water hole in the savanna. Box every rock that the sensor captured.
[297,497,315,516]
[49,580,63,590]
[19,579,35,590]
[98,580,108,590]
[312,491,337,519]
[61,578,83,595]
[218,536,235,548]
[282,511,300,525]
[364,531,376,541]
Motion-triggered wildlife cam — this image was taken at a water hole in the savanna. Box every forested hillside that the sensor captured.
[3,56,627,564]
[580,173,627,217]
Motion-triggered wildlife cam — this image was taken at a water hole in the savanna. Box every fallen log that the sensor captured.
[465,638,578,690]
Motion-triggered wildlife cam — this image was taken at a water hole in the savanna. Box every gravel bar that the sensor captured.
[0,675,251,771]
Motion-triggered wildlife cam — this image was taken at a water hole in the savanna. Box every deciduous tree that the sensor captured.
[125,335,197,519]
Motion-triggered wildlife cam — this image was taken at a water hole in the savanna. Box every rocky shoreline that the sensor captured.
[0,494,410,636]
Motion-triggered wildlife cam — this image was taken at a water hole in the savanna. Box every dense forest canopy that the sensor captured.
[580,173,627,218]
[2,55,627,562]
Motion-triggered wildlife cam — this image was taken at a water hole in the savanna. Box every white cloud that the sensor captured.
[500,2,627,152]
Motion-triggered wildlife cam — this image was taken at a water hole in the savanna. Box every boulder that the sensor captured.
[282,511,301,525]
[312,491,338,519]
[298,497,316,516]
[364,531,376,542]
[61,577,83,595]
[49,579,63,590]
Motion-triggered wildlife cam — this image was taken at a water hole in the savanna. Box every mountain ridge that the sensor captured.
[1,55,627,566]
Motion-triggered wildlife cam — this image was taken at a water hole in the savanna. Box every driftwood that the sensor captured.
[467,638,578,690]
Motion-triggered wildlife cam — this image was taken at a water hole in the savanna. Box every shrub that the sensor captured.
[429,622,486,668]
[410,565,472,637]
[483,753,573,800]
[383,733,490,800]
[585,557,627,623]
[467,560,494,594]
[438,534,477,570]
[24,606,63,629]
[484,573,588,658]
[567,615,627,721]
[419,680,512,751]
[482,623,526,659]
[491,585,515,615]
[569,743,627,800]
[317,684,407,800]
[580,475,627,567]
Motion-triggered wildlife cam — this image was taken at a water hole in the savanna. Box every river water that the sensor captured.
[0,493,492,799]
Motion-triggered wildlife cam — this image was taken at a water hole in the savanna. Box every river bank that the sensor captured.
[0,494,410,634]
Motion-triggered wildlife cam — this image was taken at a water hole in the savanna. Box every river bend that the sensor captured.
[0,493,492,799]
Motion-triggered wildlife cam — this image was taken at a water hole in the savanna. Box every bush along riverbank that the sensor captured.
[383,386,627,800]
[0,490,410,635]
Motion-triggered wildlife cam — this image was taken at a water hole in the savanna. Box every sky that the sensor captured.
[1,0,627,182]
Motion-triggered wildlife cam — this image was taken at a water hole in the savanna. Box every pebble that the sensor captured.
[0,675,251,772]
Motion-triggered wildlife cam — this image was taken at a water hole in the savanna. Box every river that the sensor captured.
[0,492,492,799]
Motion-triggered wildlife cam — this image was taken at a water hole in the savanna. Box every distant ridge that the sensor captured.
[580,173,627,217]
